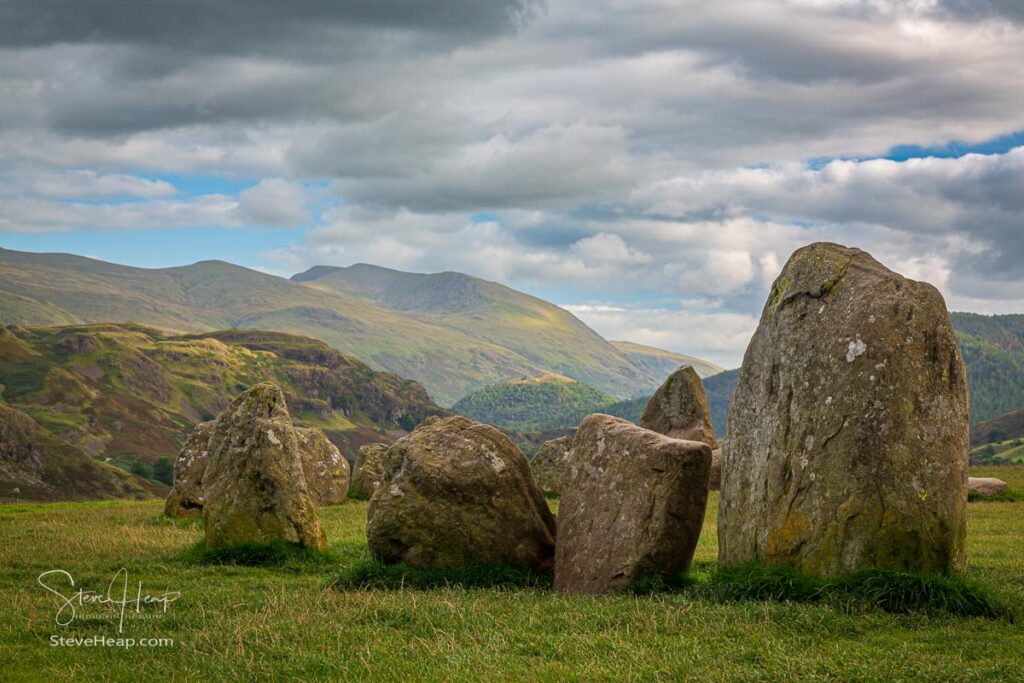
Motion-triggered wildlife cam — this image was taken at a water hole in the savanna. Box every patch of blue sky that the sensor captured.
[805,129,1024,169]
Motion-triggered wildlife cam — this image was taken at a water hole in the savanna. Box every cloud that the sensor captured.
[238,179,310,227]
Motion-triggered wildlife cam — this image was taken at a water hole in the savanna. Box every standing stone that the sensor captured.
[295,427,349,506]
[720,243,969,577]
[530,435,573,496]
[641,366,718,449]
[710,448,722,491]
[555,414,711,594]
[350,443,388,499]
[202,383,326,550]
[367,416,556,570]
[163,421,213,518]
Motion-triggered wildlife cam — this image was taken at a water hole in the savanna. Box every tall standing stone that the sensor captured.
[555,414,711,594]
[719,243,969,577]
[295,427,349,506]
[350,443,388,499]
[641,365,718,449]
[530,435,573,496]
[163,421,213,518]
[202,383,326,550]
[366,416,556,570]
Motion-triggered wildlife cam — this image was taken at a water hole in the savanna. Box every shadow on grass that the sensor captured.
[969,489,1022,503]
[180,540,339,571]
[702,563,1014,620]
[332,560,553,591]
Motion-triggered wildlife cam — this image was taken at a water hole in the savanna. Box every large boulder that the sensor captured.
[366,415,556,570]
[555,414,711,594]
[202,383,326,550]
[968,477,1008,498]
[719,243,969,577]
[295,427,349,506]
[710,448,722,491]
[641,366,718,449]
[530,435,572,496]
[163,421,214,518]
[350,443,388,499]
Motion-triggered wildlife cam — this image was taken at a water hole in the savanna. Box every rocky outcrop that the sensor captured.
[530,435,572,496]
[555,414,711,594]
[163,421,214,517]
[641,365,718,448]
[366,416,556,570]
[295,427,349,505]
[201,383,326,550]
[720,243,969,577]
[351,443,388,499]
[968,477,1008,498]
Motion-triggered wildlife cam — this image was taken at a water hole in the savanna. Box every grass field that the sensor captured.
[1,467,1022,682]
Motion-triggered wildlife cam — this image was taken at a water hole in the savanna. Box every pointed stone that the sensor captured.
[163,421,213,518]
[202,383,326,550]
[295,427,349,505]
[530,435,572,496]
[641,365,718,448]
[351,443,388,499]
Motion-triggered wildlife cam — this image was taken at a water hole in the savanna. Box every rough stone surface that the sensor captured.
[530,435,573,495]
[366,415,556,570]
[968,477,1008,497]
[641,365,718,448]
[202,383,326,550]
[555,414,711,594]
[163,421,214,518]
[295,427,349,505]
[710,448,722,491]
[719,242,969,577]
[351,443,388,499]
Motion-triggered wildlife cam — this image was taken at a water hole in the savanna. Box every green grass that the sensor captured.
[1,467,1023,681]
[181,540,341,570]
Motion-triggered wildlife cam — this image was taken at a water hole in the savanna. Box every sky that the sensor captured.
[1,0,1023,368]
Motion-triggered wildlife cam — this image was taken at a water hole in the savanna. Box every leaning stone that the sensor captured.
[641,365,718,448]
[530,435,573,496]
[366,416,556,570]
[163,421,213,518]
[968,477,1008,498]
[202,383,326,550]
[295,427,349,506]
[555,414,711,594]
[350,443,388,499]
[719,242,969,577]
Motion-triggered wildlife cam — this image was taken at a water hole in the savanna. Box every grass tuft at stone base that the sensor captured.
[180,540,339,570]
[332,560,553,591]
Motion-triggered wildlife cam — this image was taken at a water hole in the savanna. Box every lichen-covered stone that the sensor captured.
[968,477,1008,497]
[163,421,213,518]
[641,366,718,448]
[351,443,388,499]
[366,415,556,570]
[295,427,349,505]
[719,243,969,577]
[530,436,572,496]
[710,448,722,491]
[202,383,326,550]
[555,414,711,594]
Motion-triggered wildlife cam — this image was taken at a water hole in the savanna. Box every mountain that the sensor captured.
[609,340,723,379]
[0,323,447,478]
[0,404,163,502]
[951,313,1024,423]
[970,407,1024,447]
[0,248,721,405]
[452,372,614,432]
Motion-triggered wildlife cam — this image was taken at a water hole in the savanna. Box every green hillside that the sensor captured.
[951,313,1024,424]
[0,249,720,405]
[452,372,614,432]
[971,407,1024,447]
[0,404,164,502]
[610,340,723,379]
[0,323,447,480]
[970,438,1024,466]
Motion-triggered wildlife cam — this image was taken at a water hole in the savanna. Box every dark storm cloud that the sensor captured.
[940,1,1024,23]
[0,0,542,52]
